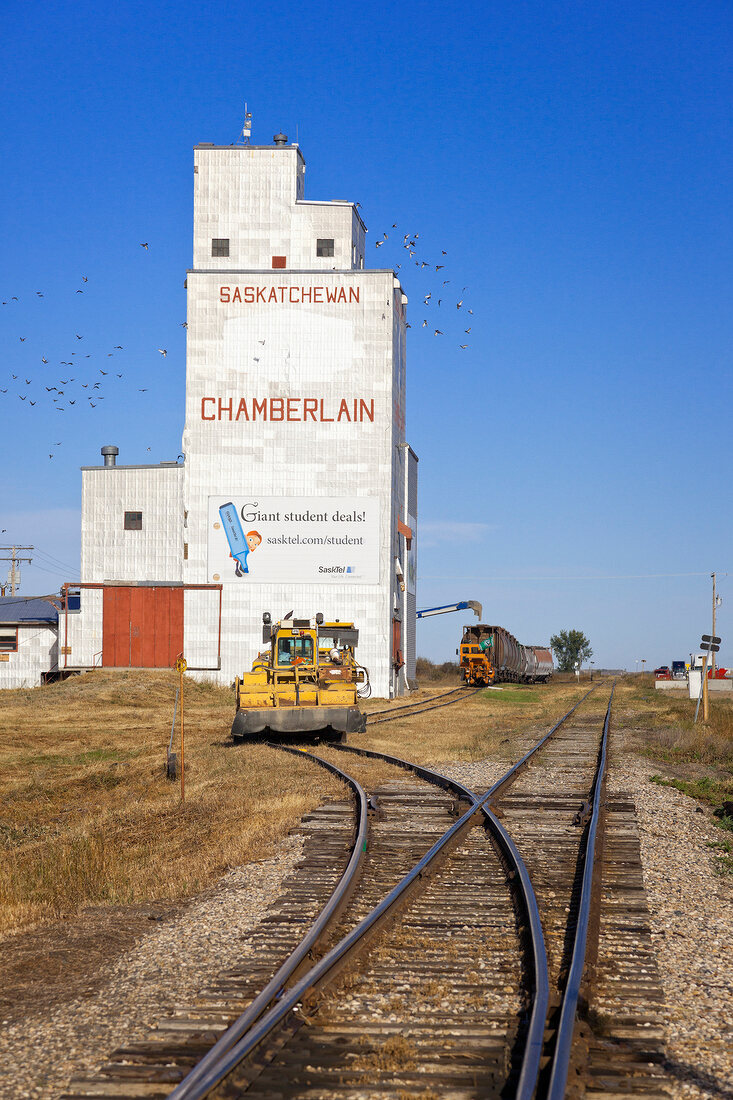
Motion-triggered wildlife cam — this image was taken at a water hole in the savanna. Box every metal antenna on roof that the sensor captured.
[238,104,253,145]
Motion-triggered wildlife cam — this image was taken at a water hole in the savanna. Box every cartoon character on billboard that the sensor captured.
[219,502,262,577]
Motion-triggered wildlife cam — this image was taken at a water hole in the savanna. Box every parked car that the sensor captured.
[654,666,671,679]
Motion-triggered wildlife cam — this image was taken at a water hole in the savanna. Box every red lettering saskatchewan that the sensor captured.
[219,286,360,305]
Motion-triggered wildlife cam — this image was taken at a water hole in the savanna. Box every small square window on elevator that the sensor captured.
[211,238,230,257]
[317,238,335,257]
[124,511,143,531]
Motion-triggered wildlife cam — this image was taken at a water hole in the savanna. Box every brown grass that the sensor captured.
[359,679,593,765]
[0,670,342,939]
[613,674,733,771]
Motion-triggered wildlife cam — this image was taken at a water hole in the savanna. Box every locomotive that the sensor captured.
[459,623,553,686]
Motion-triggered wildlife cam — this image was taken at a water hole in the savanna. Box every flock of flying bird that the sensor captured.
[1,247,182,458]
[3,227,472,460]
[372,226,473,348]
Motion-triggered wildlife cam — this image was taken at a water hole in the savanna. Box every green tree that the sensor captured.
[550,629,593,672]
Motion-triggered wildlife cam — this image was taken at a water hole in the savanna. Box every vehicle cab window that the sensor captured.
[277,635,314,666]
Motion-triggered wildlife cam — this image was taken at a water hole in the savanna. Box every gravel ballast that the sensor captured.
[0,836,304,1100]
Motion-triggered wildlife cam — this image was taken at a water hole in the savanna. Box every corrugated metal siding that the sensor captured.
[0,625,57,689]
[180,265,404,697]
[183,588,221,669]
[64,589,104,667]
[81,466,184,583]
[406,449,418,682]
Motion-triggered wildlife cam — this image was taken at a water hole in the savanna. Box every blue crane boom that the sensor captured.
[416,601,482,620]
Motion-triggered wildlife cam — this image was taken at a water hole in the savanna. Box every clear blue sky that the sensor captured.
[1,0,731,669]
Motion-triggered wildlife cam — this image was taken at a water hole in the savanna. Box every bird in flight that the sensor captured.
[41,357,48,363]
[82,276,88,282]
[422,320,428,327]
[375,241,383,248]
[99,370,108,375]
[19,337,25,342]
[465,328,471,333]
[76,289,83,294]
[456,301,463,310]
[114,345,123,350]
[180,321,187,328]
[140,242,149,249]
[75,334,83,339]
[460,345,468,349]
[158,349,167,357]
[138,388,148,392]
[434,329,443,336]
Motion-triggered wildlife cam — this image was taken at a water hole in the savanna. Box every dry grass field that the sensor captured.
[1,669,730,943]
[0,670,343,939]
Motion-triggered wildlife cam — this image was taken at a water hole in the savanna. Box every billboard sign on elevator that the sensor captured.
[207,496,380,584]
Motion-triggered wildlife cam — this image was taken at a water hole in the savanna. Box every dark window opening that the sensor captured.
[271,255,287,269]
[211,238,229,257]
[124,511,143,531]
[317,238,335,257]
[0,628,18,652]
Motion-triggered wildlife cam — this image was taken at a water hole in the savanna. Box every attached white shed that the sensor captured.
[0,596,59,689]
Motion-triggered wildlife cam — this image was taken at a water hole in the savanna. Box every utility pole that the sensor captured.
[711,572,717,677]
[0,546,33,596]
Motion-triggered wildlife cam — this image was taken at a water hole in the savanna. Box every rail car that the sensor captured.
[459,623,553,686]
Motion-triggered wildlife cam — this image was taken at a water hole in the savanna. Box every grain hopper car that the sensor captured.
[459,623,553,686]
[232,614,370,741]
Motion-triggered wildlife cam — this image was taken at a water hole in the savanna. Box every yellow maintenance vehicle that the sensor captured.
[231,614,370,741]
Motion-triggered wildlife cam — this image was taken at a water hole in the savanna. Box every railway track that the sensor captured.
[61,684,669,1099]
[366,685,482,724]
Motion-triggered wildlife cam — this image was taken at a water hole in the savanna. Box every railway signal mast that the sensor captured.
[695,632,721,724]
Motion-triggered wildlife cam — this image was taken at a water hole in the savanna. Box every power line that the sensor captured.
[31,545,79,573]
[0,546,33,595]
[419,571,726,582]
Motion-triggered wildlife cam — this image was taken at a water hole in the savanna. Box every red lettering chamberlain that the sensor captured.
[200,396,374,423]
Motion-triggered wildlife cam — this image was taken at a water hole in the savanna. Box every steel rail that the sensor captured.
[546,683,615,1100]
[368,686,484,724]
[486,684,599,804]
[169,744,368,1100]
[367,685,465,718]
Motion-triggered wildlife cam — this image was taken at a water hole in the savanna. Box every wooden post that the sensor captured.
[176,655,188,801]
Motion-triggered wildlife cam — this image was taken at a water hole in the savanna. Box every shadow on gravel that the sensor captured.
[664,1058,733,1100]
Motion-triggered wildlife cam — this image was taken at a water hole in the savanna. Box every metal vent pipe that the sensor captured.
[273,132,288,145]
[101,445,119,467]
